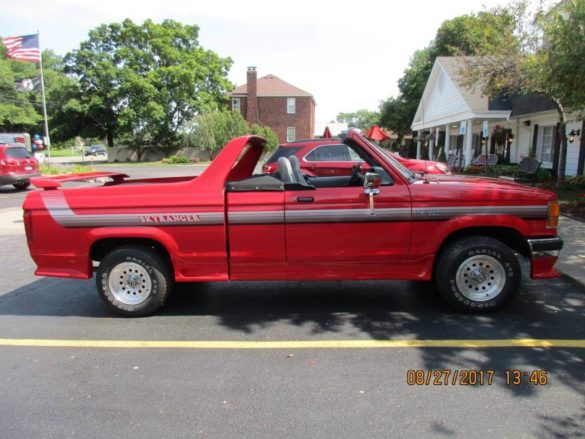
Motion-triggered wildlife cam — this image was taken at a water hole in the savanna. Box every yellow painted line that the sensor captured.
[0,338,584,349]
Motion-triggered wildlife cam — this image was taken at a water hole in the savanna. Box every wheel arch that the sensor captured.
[434,226,530,265]
[88,231,176,279]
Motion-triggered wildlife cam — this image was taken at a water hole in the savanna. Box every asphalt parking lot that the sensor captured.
[1,165,584,438]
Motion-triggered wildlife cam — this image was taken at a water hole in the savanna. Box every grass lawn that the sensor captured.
[47,148,81,157]
[40,164,94,175]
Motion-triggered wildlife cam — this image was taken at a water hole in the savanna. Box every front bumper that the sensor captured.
[527,237,564,254]
[0,172,40,185]
[527,237,563,279]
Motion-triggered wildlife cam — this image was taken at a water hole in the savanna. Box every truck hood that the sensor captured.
[410,174,556,203]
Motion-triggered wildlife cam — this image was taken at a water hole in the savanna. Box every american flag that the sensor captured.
[2,34,41,62]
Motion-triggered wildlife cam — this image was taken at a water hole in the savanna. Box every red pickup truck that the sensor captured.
[23,129,563,316]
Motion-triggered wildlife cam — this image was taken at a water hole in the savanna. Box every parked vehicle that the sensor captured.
[263,139,450,176]
[84,145,108,156]
[23,129,562,316]
[0,132,31,150]
[0,144,39,190]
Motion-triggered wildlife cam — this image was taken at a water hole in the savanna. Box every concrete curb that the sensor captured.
[561,213,585,223]
[560,273,585,290]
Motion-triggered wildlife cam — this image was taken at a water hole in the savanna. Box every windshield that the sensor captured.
[363,138,417,182]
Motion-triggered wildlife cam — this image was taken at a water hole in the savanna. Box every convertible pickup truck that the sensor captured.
[23,129,563,316]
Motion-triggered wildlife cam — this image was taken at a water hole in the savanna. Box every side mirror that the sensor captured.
[363,172,381,192]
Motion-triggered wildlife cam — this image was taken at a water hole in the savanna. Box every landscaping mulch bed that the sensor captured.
[561,201,585,222]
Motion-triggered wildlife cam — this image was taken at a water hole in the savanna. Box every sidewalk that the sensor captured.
[557,216,585,286]
[0,208,24,236]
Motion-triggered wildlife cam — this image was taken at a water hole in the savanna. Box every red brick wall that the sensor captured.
[246,69,259,124]
[257,96,314,143]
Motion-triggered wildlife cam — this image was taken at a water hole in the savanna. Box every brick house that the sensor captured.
[228,67,315,143]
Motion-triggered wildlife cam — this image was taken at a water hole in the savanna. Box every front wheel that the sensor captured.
[435,237,521,313]
[96,246,172,316]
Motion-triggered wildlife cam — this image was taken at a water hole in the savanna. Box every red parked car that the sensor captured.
[263,139,450,176]
[0,144,39,190]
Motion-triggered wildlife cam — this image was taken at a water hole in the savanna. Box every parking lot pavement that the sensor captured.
[1,166,584,437]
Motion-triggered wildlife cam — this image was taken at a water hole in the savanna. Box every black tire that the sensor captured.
[435,236,521,313]
[96,245,173,316]
[13,181,30,190]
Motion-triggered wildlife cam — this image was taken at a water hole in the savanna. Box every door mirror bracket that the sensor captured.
[363,172,381,215]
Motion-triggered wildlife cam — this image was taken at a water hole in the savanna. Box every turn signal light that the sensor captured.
[547,200,560,229]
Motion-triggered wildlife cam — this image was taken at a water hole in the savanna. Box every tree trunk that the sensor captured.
[552,98,567,186]
[106,130,114,147]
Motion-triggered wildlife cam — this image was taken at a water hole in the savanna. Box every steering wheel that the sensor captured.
[347,162,364,186]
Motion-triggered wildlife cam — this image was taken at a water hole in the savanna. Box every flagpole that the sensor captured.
[37,31,51,163]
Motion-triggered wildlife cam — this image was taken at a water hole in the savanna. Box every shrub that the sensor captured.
[561,175,585,190]
[162,155,191,164]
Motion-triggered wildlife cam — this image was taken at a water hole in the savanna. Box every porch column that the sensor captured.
[435,127,441,160]
[416,133,421,159]
[429,128,434,161]
[464,119,474,167]
[445,124,451,156]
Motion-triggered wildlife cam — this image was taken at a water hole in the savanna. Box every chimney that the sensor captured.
[246,66,259,124]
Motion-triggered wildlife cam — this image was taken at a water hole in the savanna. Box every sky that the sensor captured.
[0,0,507,124]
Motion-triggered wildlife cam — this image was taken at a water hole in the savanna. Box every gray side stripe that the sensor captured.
[411,205,547,220]
[228,210,285,225]
[42,193,224,228]
[285,208,411,223]
[42,192,547,228]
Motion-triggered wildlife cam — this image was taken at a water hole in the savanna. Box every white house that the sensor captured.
[411,57,584,176]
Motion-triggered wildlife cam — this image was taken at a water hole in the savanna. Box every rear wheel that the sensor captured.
[96,245,172,316]
[435,237,521,312]
[13,181,30,190]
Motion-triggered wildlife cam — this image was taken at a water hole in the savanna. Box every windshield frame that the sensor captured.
[361,137,417,183]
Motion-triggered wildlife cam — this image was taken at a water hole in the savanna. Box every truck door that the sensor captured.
[226,190,286,279]
[284,184,411,265]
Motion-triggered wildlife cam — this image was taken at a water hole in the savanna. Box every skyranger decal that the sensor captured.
[139,214,201,224]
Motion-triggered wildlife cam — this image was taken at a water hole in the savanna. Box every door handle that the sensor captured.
[297,196,314,203]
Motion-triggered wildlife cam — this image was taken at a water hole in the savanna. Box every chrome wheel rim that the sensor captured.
[456,255,506,301]
[108,262,152,305]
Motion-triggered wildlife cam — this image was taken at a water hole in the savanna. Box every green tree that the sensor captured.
[544,0,585,113]
[188,111,249,159]
[249,123,279,151]
[64,19,233,147]
[379,10,516,145]
[378,97,415,142]
[336,109,379,131]
[458,0,585,184]
[187,111,279,159]
[40,50,86,143]
[0,44,42,131]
